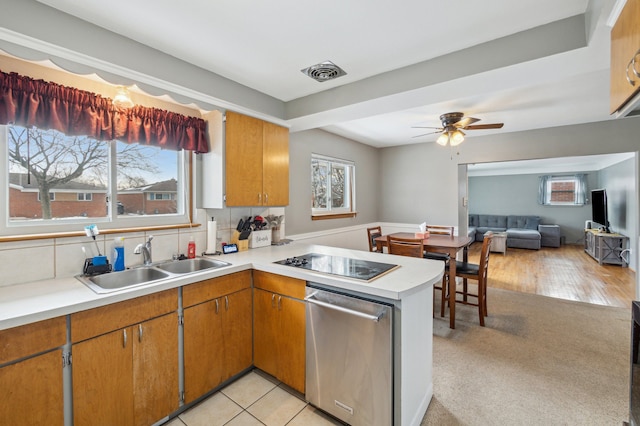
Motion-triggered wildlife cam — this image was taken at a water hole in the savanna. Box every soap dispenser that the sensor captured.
[113,237,125,271]
[187,236,196,259]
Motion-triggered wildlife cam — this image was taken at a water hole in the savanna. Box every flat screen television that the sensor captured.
[591,189,610,232]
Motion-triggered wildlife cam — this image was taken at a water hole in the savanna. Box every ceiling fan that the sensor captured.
[413,112,504,146]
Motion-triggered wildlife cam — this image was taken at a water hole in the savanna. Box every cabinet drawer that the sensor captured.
[71,289,178,343]
[253,271,305,300]
[0,316,66,364]
[182,270,251,308]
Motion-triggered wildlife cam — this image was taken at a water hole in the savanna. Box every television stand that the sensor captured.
[584,229,629,267]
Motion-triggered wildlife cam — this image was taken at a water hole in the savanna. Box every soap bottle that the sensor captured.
[187,236,196,259]
[113,237,125,271]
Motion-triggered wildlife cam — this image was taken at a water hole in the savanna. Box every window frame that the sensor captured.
[0,125,193,238]
[311,154,357,220]
[539,174,587,206]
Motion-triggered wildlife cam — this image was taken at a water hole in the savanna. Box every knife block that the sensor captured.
[230,230,249,251]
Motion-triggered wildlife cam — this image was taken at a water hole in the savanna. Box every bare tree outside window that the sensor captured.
[311,154,355,218]
[8,125,172,221]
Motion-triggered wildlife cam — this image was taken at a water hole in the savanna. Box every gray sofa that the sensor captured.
[468,214,551,250]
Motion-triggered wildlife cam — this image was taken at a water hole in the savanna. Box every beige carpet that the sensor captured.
[422,287,632,425]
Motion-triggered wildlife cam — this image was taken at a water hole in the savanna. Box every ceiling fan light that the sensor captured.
[436,133,449,146]
[450,129,465,146]
[113,86,134,108]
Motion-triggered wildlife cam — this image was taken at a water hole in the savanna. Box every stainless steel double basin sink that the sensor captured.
[77,257,232,294]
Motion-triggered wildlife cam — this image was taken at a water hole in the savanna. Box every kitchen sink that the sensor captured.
[80,267,171,294]
[155,257,231,274]
[77,257,232,294]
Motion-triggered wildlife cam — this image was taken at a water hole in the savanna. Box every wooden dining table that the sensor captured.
[375,232,473,329]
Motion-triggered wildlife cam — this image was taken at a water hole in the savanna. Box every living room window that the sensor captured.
[311,154,356,219]
[538,174,587,206]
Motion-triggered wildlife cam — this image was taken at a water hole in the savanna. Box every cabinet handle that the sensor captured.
[278,295,282,311]
[271,293,276,308]
[258,193,262,204]
[627,60,637,86]
[123,329,127,348]
[225,295,229,311]
[264,193,268,204]
[138,324,143,342]
[633,49,640,79]
[215,298,219,314]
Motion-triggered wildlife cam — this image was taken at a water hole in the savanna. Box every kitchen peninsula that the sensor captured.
[0,242,442,426]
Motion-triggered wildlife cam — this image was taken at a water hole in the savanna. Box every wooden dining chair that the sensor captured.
[442,231,493,326]
[367,226,383,252]
[387,235,424,258]
[424,225,454,314]
[426,225,455,236]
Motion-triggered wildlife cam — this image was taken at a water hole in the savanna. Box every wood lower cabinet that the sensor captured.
[0,350,64,425]
[183,271,252,403]
[0,316,66,425]
[253,271,306,393]
[71,290,178,426]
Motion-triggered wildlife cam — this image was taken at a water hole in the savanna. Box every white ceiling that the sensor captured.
[30,0,624,153]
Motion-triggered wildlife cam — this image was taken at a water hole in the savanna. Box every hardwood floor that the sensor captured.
[466,242,636,308]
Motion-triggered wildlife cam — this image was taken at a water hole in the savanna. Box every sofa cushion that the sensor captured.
[468,214,479,227]
[507,215,540,230]
[478,214,507,229]
[506,228,541,240]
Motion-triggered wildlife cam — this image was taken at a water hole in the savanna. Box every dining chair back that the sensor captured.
[443,231,493,326]
[426,225,454,236]
[387,235,424,258]
[367,226,383,252]
[424,225,454,262]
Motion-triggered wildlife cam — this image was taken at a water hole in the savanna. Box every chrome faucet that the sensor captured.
[134,235,154,266]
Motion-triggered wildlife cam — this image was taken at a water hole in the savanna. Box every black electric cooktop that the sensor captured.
[274,253,399,282]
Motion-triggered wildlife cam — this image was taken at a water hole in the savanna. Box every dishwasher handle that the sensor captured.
[305,295,384,322]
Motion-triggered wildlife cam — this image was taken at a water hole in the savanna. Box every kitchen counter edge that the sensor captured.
[0,242,443,331]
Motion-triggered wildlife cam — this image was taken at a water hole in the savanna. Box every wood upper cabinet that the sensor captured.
[610,0,640,113]
[225,111,289,206]
[253,271,306,393]
[183,271,252,403]
[0,317,66,425]
[71,290,179,426]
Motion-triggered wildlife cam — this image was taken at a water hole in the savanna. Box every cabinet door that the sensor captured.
[133,313,179,426]
[73,328,134,426]
[222,288,253,379]
[253,288,280,378]
[225,111,264,206]
[262,121,289,206]
[610,0,640,112]
[183,298,225,403]
[278,296,306,393]
[0,349,64,425]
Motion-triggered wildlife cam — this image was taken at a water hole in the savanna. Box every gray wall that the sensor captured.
[599,157,637,263]
[285,129,380,235]
[378,116,640,273]
[468,172,598,245]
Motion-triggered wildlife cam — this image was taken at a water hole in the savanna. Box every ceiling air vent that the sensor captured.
[301,61,347,82]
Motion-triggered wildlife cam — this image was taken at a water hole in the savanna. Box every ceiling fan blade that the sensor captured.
[455,116,480,128]
[465,123,504,130]
[412,130,441,138]
[411,126,443,130]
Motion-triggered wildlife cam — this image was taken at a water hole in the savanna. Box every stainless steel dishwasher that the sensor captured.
[305,284,393,426]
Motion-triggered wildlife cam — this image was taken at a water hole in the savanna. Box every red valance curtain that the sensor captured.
[0,70,210,153]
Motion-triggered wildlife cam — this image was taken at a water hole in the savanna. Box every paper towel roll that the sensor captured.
[206,220,217,253]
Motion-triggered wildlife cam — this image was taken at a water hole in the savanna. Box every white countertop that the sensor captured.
[0,242,443,331]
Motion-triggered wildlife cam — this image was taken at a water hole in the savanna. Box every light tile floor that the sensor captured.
[164,370,344,426]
